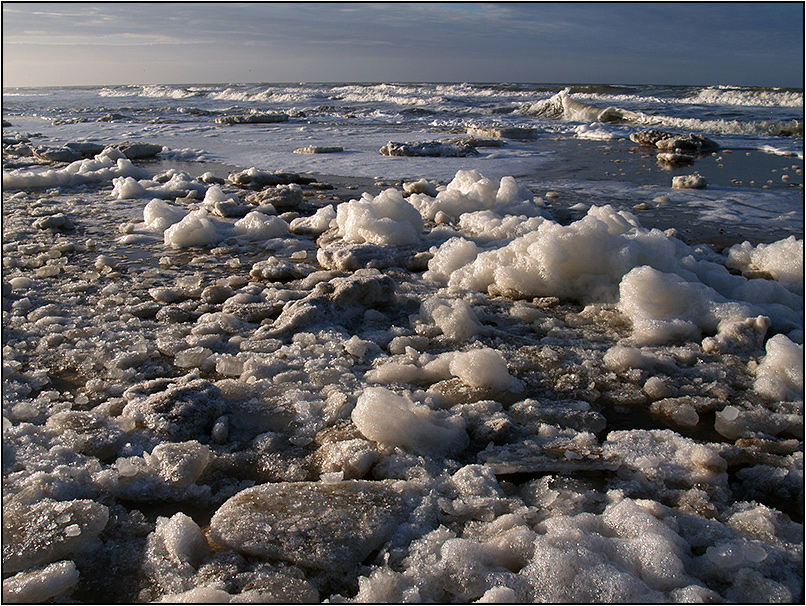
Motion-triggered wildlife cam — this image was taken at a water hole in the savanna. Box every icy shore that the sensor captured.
[2,142,803,603]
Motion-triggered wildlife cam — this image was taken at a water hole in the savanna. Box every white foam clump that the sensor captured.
[457,210,545,241]
[112,170,207,200]
[366,347,522,394]
[144,199,188,231]
[335,188,423,246]
[431,205,678,302]
[202,184,238,205]
[408,169,537,222]
[617,266,754,345]
[753,334,804,401]
[163,210,221,248]
[419,297,482,341]
[351,387,467,454]
[727,236,804,294]
[290,204,337,235]
[448,348,524,392]
[2,147,147,190]
[233,211,289,240]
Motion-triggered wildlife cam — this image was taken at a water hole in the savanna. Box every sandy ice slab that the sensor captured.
[209,480,406,571]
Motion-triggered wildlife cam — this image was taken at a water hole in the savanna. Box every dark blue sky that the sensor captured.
[3,2,804,87]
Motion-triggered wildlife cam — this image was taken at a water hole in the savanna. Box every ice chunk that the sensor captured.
[352,387,467,455]
[603,429,727,491]
[155,513,209,569]
[209,480,404,571]
[672,174,707,189]
[2,560,79,603]
[3,499,109,573]
[145,441,211,487]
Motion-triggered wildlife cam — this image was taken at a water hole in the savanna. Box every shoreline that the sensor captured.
[138,135,804,250]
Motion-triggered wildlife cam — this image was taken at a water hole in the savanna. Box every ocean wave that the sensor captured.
[99,85,205,99]
[688,86,803,108]
[522,89,653,125]
[523,89,803,138]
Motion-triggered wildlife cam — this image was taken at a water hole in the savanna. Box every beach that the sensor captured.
[2,82,803,603]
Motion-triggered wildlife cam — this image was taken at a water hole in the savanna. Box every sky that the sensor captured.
[2,2,804,88]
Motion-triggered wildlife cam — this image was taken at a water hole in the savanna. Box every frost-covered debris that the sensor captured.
[1,156,803,604]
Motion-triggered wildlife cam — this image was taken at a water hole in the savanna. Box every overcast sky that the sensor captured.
[2,2,803,88]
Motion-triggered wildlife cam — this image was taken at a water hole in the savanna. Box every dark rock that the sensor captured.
[33,146,82,163]
[216,113,289,125]
[379,140,478,157]
[114,141,163,159]
[33,214,75,231]
[630,129,719,153]
[64,141,106,157]
[293,146,344,154]
[228,169,315,189]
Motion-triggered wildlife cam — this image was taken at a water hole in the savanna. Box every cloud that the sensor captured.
[2,2,803,87]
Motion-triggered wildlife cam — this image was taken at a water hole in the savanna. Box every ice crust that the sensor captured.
[1,152,803,604]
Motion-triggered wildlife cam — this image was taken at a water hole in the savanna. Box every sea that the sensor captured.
[1,82,804,603]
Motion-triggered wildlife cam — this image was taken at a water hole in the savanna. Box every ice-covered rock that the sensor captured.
[3,499,109,573]
[121,376,227,441]
[209,480,404,571]
[144,441,212,487]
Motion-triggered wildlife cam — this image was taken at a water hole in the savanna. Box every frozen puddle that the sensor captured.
[2,149,803,603]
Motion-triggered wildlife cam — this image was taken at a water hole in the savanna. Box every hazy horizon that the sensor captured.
[3,2,804,89]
